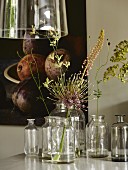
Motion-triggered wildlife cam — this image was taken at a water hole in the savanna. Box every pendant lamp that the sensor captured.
[0,0,68,39]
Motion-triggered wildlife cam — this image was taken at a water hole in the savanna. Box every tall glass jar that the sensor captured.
[50,102,86,157]
[86,115,109,158]
[111,115,128,162]
[24,119,39,156]
[42,116,75,163]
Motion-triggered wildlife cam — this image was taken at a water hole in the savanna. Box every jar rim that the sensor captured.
[44,116,71,121]
[91,115,105,118]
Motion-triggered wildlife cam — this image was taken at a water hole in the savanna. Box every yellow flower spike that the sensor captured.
[82,29,105,79]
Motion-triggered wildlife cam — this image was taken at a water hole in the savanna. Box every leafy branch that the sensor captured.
[104,40,128,83]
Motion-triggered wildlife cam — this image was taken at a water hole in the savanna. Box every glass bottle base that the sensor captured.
[112,155,128,162]
[51,153,75,163]
[41,153,75,163]
[87,149,108,158]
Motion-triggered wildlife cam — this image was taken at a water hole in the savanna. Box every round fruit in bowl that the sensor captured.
[45,48,70,80]
[17,54,46,81]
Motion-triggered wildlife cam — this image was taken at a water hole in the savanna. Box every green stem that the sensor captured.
[52,109,70,161]
[28,55,50,115]
[96,82,99,118]
[96,81,99,155]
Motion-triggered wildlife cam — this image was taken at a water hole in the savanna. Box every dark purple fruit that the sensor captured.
[12,77,53,116]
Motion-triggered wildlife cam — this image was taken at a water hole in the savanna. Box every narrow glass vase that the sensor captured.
[24,119,39,156]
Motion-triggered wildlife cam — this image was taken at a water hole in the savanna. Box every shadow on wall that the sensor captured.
[101,100,128,126]
[100,101,128,150]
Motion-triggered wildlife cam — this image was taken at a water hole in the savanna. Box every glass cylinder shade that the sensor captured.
[0,0,68,39]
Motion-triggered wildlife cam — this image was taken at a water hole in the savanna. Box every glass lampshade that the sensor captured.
[0,0,68,39]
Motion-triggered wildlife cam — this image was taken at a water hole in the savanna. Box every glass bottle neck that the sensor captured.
[115,115,125,123]
[56,102,67,109]
[27,119,35,125]
[45,116,71,126]
[91,115,105,122]
[56,101,75,110]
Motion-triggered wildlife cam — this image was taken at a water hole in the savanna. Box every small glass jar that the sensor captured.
[111,115,128,162]
[42,116,75,163]
[42,117,52,161]
[50,102,86,157]
[86,115,109,158]
[24,119,39,156]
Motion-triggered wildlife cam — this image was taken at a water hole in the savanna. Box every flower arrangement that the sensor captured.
[43,30,105,112]
[18,29,105,162]
[43,29,105,161]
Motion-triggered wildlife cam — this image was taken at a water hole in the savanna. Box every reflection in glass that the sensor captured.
[49,162,78,170]
[25,156,39,170]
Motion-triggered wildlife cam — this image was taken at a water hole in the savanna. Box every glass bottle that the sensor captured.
[24,119,39,156]
[51,116,75,163]
[50,102,86,157]
[42,116,75,163]
[42,117,52,162]
[86,115,97,153]
[111,115,128,162]
[86,115,109,158]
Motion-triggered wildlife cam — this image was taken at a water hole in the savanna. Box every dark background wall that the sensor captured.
[0,0,87,125]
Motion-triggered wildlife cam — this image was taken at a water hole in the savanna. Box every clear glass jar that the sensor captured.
[86,115,109,158]
[111,115,128,162]
[50,102,86,157]
[42,117,52,162]
[42,116,75,163]
[24,119,39,156]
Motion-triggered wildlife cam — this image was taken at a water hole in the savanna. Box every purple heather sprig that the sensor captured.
[81,29,105,78]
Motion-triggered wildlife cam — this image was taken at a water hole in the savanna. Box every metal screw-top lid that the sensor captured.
[115,115,125,123]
